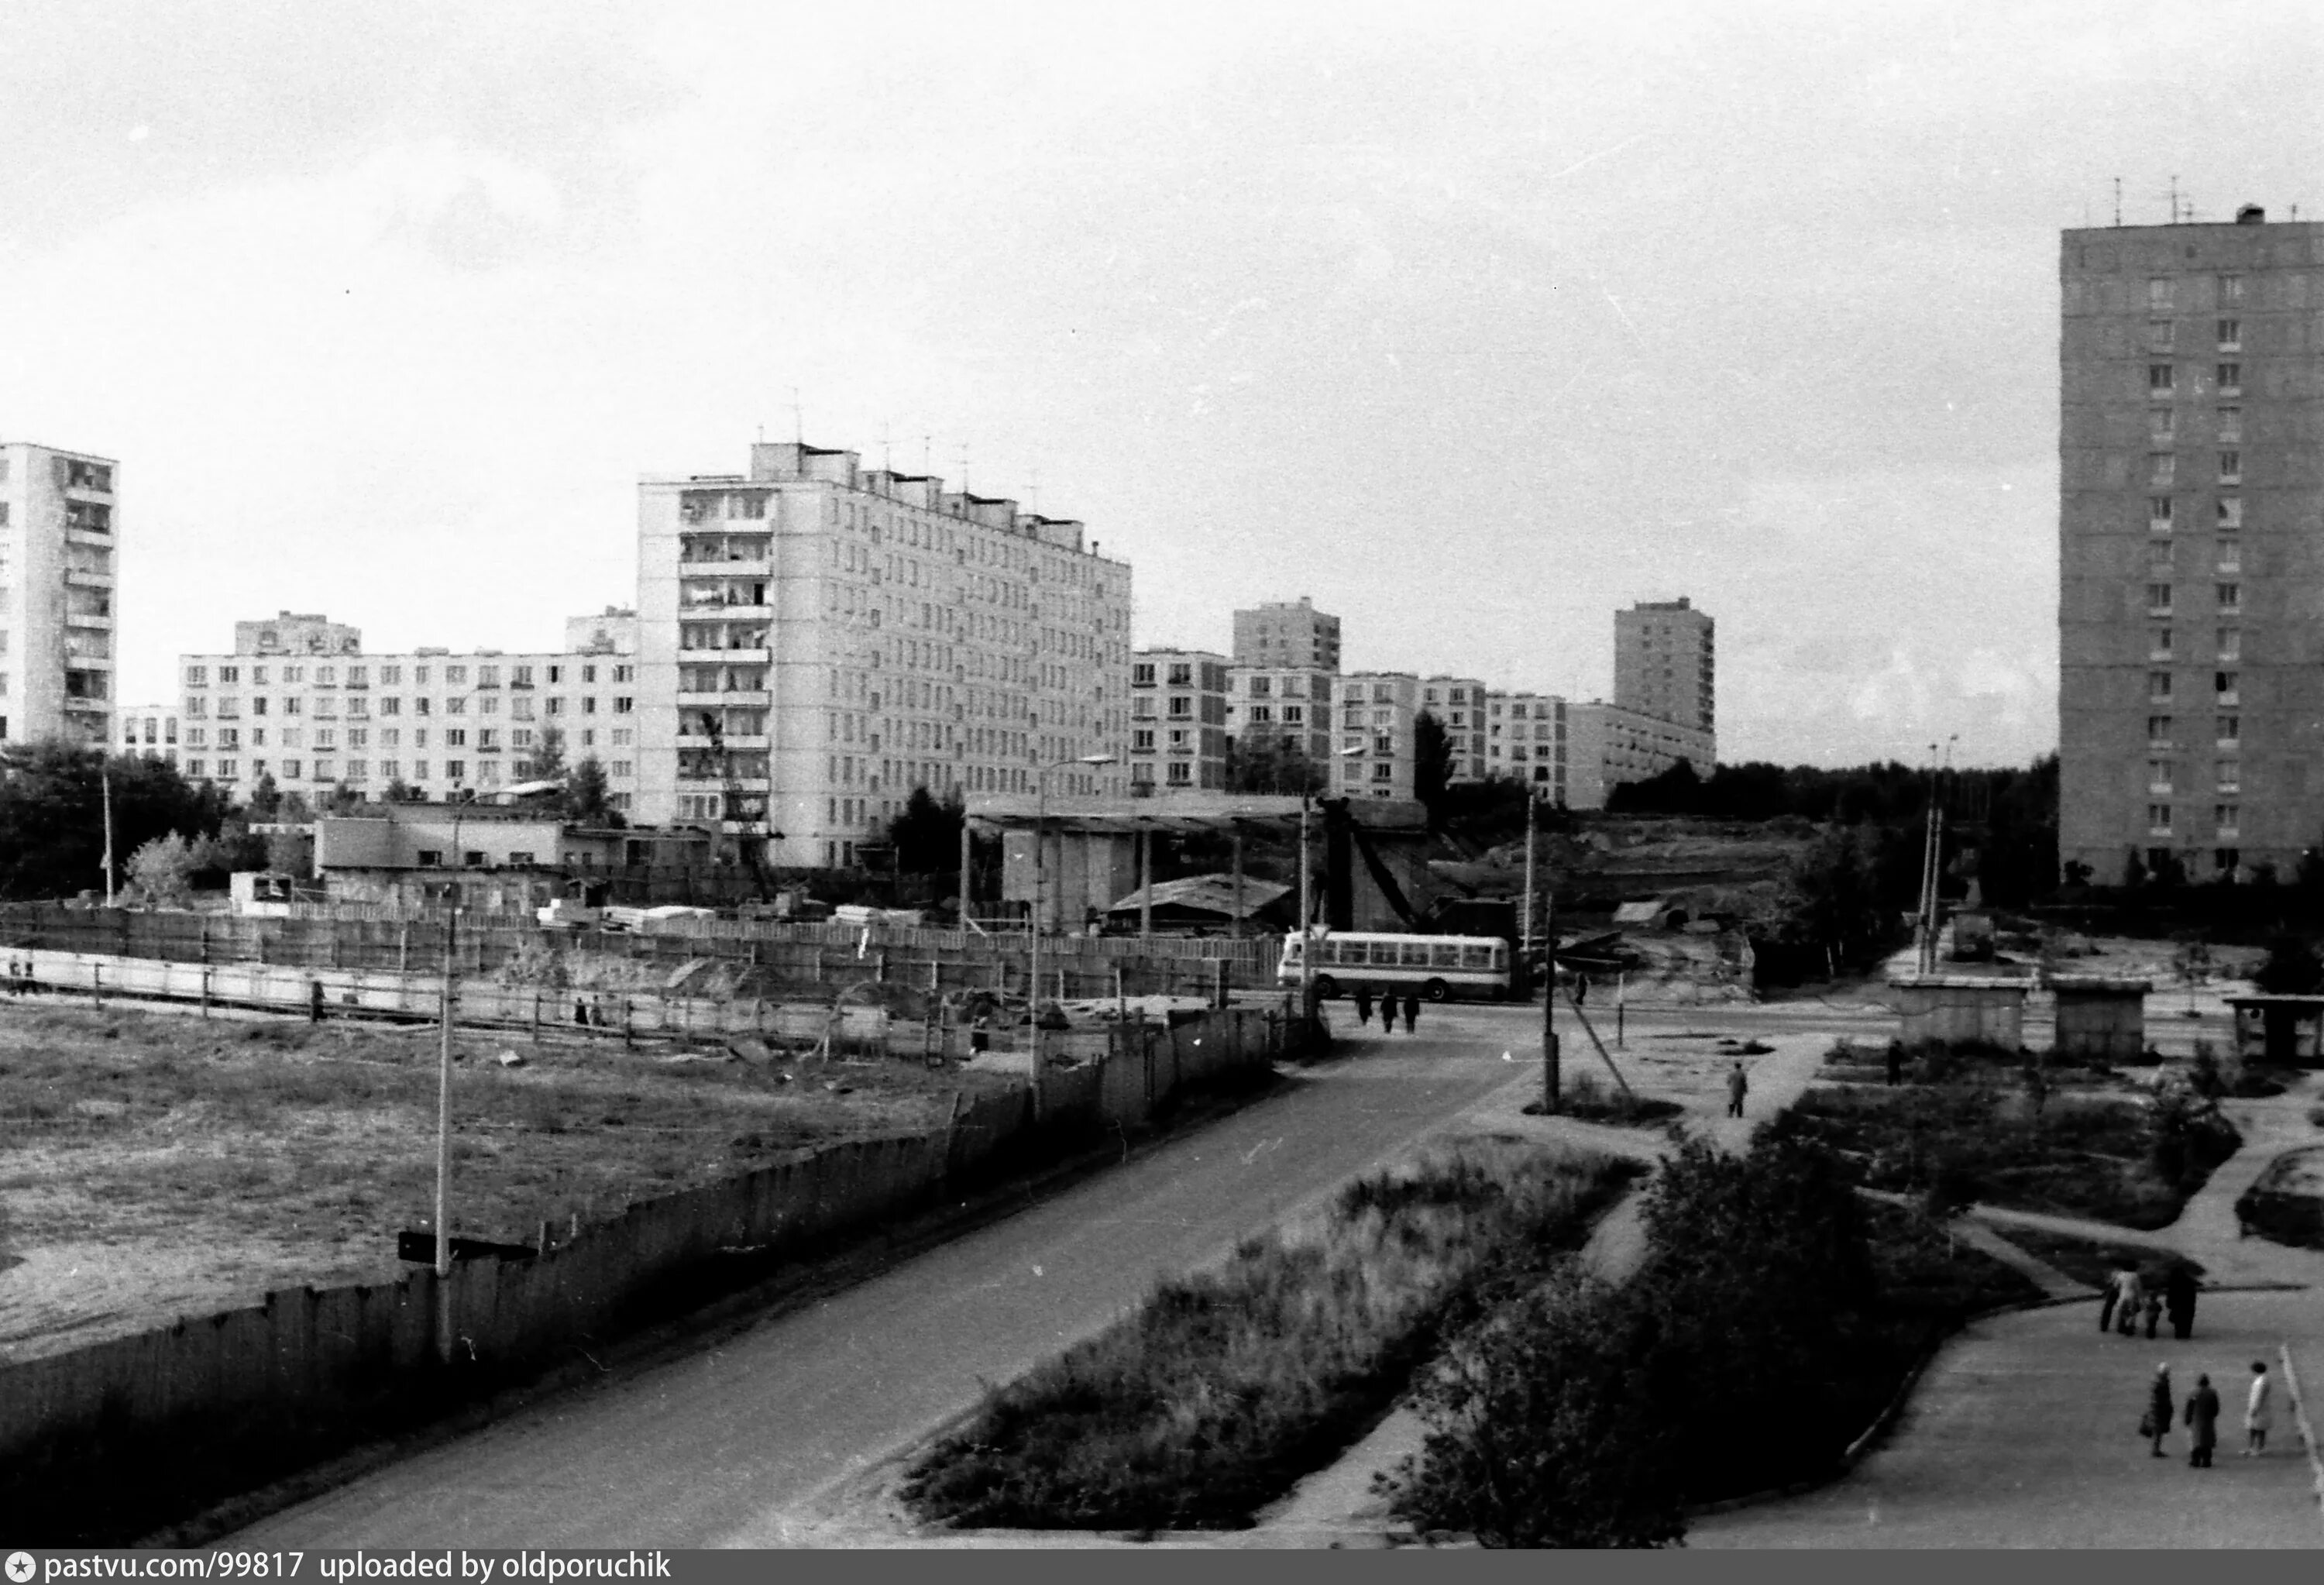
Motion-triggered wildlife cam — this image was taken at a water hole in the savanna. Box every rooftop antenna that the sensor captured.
[2113,176,2123,228]
[790,387,803,445]
[922,432,933,477]
[2168,174,2180,224]
[960,442,971,497]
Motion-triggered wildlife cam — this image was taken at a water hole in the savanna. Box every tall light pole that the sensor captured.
[434,891,458,1362]
[1030,753,1118,1094]
[100,757,115,906]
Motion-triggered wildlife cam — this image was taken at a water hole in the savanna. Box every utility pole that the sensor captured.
[1542,805,1559,1111]
[100,761,115,907]
[435,899,458,1363]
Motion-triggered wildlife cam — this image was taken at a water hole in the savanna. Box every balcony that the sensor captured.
[679,689,771,708]
[676,732,771,751]
[679,645,771,665]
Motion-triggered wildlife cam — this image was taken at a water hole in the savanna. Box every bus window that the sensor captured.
[1490,943,1508,969]
[1402,941,1432,966]
[1431,942,1460,968]
[1339,940,1368,965]
[1318,939,1339,965]
[1461,943,1495,968]
[1282,939,1303,965]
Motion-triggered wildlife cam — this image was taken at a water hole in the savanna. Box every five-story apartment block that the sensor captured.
[1422,674,1489,782]
[635,442,1130,869]
[1129,648,1229,792]
[2060,207,2324,882]
[1336,671,1419,800]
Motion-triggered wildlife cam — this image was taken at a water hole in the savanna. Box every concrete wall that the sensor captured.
[1893,980,2029,1048]
[0,1002,1288,1534]
[2054,988,2147,1060]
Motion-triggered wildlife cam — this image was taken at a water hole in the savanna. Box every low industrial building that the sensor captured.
[313,804,711,913]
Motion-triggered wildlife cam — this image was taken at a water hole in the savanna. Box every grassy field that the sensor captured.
[1789,1077,2240,1230]
[902,1141,1638,1533]
[0,1002,1003,1360]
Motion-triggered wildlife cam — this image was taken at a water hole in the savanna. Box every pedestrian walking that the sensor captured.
[2185,1373,2221,1467]
[1353,985,1374,1028]
[2142,1283,2164,1340]
[2099,1265,2130,1334]
[2245,1360,2274,1456]
[2164,1262,2199,1341]
[2143,1362,2174,1458]
[2116,1269,2145,1337]
[1726,1061,1748,1119]
[1401,992,1418,1034]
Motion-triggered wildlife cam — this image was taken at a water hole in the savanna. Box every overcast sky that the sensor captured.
[5,1,2321,768]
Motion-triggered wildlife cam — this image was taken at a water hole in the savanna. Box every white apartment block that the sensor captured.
[1421,674,1489,782]
[1562,701,1717,810]
[1485,690,1567,795]
[1614,597,1717,736]
[0,441,118,748]
[119,703,179,767]
[177,611,641,806]
[1130,649,1229,792]
[1226,665,1336,774]
[635,442,1131,869]
[1336,671,1419,800]
[1232,596,1341,671]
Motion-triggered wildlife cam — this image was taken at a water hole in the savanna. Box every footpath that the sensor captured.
[1687,1076,2324,1549]
[1235,1021,1834,1546]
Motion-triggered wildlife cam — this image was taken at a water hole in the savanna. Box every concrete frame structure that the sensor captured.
[177,611,641,806]
[635,442,1131,871]
[1231,596,1340,671]
[1130,648,1229,792]
[1614,597,1715,736]
[0,441,117,748]
[2060,209,2324,883]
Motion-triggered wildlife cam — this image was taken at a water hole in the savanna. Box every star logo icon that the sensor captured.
[5,1552,36,1584]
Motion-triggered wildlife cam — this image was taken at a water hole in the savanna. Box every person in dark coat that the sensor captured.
[2099,1265,2129,1334]
[1727,1061,1748,1119]
[2164,1262,2199,1340]
[2142,1282,2164,1340]
[2144,1362,2175,1458]
[2185,1372,2221,1467]
[1401,992,1419,1034]
[1353,985,1374,1028]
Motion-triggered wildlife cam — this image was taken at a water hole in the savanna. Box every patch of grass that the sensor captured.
[901,1143,1638,1532]
[1522,1071,1683,1126]
[1984,1226,2202,1291]
[1787,1081,2239,1231]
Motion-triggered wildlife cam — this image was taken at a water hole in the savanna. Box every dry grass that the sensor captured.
[0,1002,1006,1356]
[902,1140,1636,1532]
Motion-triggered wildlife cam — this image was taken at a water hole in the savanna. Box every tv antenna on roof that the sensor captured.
[2113,176,2123,228]
[790,387,803,445]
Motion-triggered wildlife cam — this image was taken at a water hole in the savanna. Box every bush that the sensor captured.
[902,1145,1635,1531]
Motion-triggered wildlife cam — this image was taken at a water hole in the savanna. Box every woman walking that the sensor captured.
[2185,1373,2221,1468]
[2116,1269,2145,1337]
[2245,1360,2274,1456]
[1401,992,1419,1034]
[1353,985,1374,1028]
[2144,1362,2174,1459]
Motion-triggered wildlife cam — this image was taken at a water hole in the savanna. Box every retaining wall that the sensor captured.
[0,1004,1290,1542]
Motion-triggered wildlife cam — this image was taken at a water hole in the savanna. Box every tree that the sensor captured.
[1411,709,1456,820]
[567,755,622,827]
[886,786,964,875]
[382,777,422,803]
[125,832,198,908]
[1225,733,1325,796]
[530,722,568,786]
[318,781,362,815]
[2254,935,2324,995]
[246,772,283,819]
[0,742,234,901]
[265,828,314,878]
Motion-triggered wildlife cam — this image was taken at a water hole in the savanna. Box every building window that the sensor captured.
[2148,363,2175,395]
[2218,273,2243,305]
[2216,804,2240,837]
[2218,627,2241,662]
[1133,729,1156,751]
[2218,407,2241,443]
[2216,760,2241,793]
[2219,451,2241,484]
[2217,318,2241,352]
[2217,497,2243,528]
[2217,715,2240,744]
[2147,583,2173,614]
[2150,629,2173,662]
[2216,363,2241,396]
[2147,496,2172,529]
[2216,538,2240,574]
[1132,662,1156,686]
[2147,671,2172,702]
[2148,760,2174,795]
[2148,803,2172,834]
[2147,715,2174,746]
[2148,456,2175,489]
[2216,671,2240,706]
[2149,408,2175,444]
[2148,277,2174,311]
[2216,583,2241,610]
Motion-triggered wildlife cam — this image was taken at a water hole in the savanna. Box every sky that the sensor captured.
[4,0,2321,769]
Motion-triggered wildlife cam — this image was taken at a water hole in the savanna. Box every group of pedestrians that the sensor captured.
[2140,1360,2276,1467]
[1351,985,1421,1034]
[2099,1261,2201,1341]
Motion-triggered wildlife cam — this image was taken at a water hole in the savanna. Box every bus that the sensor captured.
[1276,931,1513,1002]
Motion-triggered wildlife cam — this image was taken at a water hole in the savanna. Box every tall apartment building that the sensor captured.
[1421,674,1489,782]
[1485,691,1566,793]
[1226,664,1336,773]
[635,442,1131,868]
[176,611,642,806]
[0,442,117,747]
[1335,671,1418,800]
[1614,597,1715,736]
[1129,648,1229,791]
[1232,596,1340,670]
[2060,207,2324,882]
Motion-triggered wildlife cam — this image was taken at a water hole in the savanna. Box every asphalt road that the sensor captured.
[229,1009,1568,1549]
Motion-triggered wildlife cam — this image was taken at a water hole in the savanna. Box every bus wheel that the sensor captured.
[1423,978,1450,1002]
[1312,975,1340,1000]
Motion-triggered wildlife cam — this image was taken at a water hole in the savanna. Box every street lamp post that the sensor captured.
[1029,753,1118,1101]
[434,894,458,1362]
